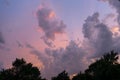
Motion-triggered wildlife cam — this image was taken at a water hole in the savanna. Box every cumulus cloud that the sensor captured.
[34,3,120,78]
[82,12,100,40]
[36,6,66,41]
[82,11,120,58]
[52,41,87,73]
[29,40,89,79]
[34,2,120,78]
[82,12,114,57]
[29,1,120,79]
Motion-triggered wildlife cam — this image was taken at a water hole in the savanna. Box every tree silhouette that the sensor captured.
[1,51,120,80]
[85,51,120,80]
[72,72,93,80]
[52,70,70,80]
[0,58,46,80]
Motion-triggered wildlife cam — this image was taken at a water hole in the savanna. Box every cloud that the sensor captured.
[16,41,23,48]
[3,0,10,6]
[82,12,114,57]
[0,45,10,51]
[30,40,89,79]
[30,49,50,67]
[36,6,66,41]
[0,32,5,44]
[35,8,120,79]
[40,36,55,48]
[26,43,35,49]
[30,4,120,79]
[101,0,120,25]
[26,43,51,69]
[82,11,120,58]
[52,41,87,73]
[0,62,3,70]
[82,12,100,39]
[102,13,117,26]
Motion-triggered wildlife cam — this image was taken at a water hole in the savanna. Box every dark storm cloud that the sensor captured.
[36,6,66,41]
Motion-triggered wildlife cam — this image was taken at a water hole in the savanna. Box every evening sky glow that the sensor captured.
[1,0,120,79]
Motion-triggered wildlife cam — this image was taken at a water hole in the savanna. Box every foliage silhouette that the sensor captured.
[85,51,120,80]
[51,70,70,80]
[0,51,120,80]
[0,58,46,80]
[72,72,93,80]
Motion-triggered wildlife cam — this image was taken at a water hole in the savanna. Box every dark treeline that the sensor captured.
[0,51,120,80]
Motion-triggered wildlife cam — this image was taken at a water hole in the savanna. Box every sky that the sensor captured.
[1,0,120,79]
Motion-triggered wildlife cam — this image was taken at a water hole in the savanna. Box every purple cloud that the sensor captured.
[36,6,66,41]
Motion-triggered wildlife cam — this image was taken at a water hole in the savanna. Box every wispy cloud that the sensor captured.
[0,32,5,44]
[101,0,120,25]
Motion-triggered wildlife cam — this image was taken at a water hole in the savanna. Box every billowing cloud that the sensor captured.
[82,12,113,57]
[82,12,100,39]
[82,11,120,58]
[36,6,66,41]
[30,40,89,79]
[34,3,120,78]
[30,3,120,79]
[2,1,120,80]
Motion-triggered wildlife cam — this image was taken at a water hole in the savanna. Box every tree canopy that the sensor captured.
[0,51,120,80]
[85,51,120,80]
[51,70,70,80]
[0,58,46,80]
